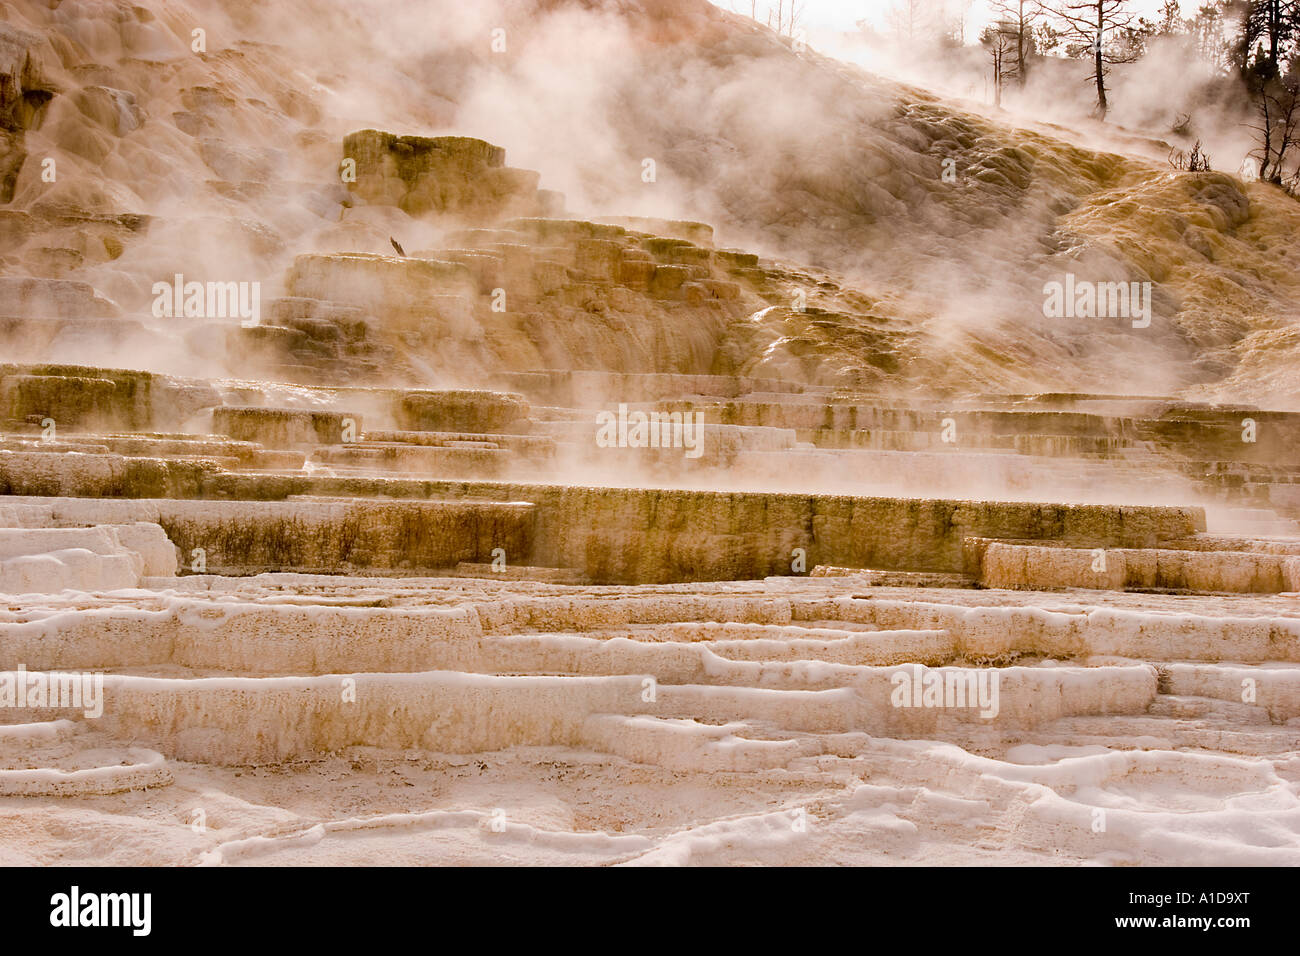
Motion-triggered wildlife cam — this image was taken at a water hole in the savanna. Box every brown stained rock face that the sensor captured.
[398,390,529,434]
[0,276,121,318]
[212,406,360,449]
[0,365,155,432]
[0,23,57,203]
[153,498,535,574]
[287,252,475,309]
[342,130,545,223]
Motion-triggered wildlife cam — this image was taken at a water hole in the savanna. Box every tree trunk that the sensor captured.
[1095,47,1107,119]
[1269,0,1280,74]
[1260,96,1275,181]
[1017,1,1028,85]
[1093,2,1107,120]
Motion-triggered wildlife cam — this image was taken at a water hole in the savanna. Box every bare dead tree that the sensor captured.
[1048,0,1141,119]
[990,0,1043,85]
[1253,78,1277,178]
[789,0,806,39]
[763,0,807,38]
[731,1,806,38]
[1268,80,1300,180]
[946,0,975,46]
[1249,73,1300,182]
[1168,138,1212,170]
[767,0,782,34]
[888,0,939,43]
[981,23,1019,106]
[1190,139,1213,171]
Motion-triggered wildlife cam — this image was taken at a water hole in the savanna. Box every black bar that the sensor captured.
[2,866,1285,943]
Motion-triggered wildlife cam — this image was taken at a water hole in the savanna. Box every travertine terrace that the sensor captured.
[1,0,1299,867]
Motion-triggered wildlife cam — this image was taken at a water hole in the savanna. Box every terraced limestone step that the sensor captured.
[7,364,1300,525]
[0,497,534,579]
[310,442,509,478]
[0,559,1294,863]
[0,662,1155,766]
[0,523,176,592]
[976,540,1300,593]
[342,130,557,222]
[212,406,359,448]
[189,481,1203,584]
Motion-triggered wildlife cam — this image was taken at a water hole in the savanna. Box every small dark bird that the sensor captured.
[390,237,406,257]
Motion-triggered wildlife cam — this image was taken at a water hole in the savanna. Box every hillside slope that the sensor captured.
[1,0,1298,404]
